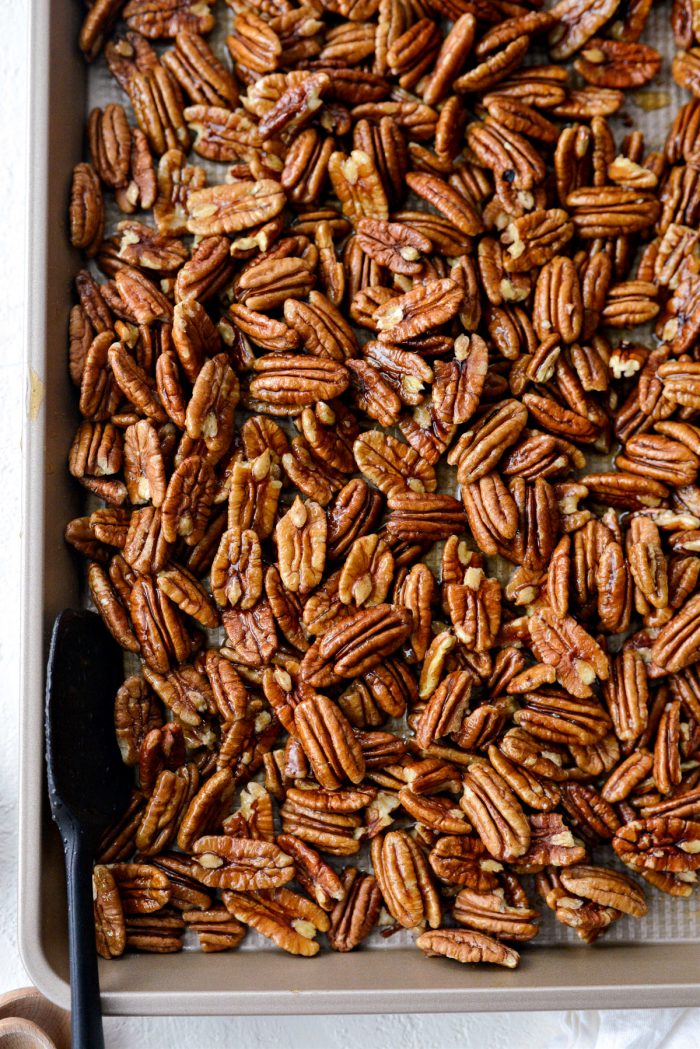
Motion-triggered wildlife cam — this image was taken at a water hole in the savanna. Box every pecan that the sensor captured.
[123,0,215,37]
[452,886,539,942]
[186,355,239,464]
[559,864,647,918]
[228,10,281,73]
[182,908,246,952]
[228,453,282,539]
[69,163,104,256]
[436,335,489,427]
[94,864,126,959]
[549,0,624,61]
[537,868,621,944]
[187,180,286,236]
[528,608,609,699]
[328,148,388,224]
[276,497,327,595]
[515,689,611,747]
[416,928,519,968]
[422,13,477,105]
[109,862,172,914]
[406,172,483,237]
[223,888,329,956]
[455,35,529,94]
[654,700,683,796]
[161,455,215,546]
[249,355,349,410]
[124,910,184,953]
[327,867,381,951]
[80,0,125,61]
[460,763,530,862]
[428,834,502,891]
[651,593,700,673]
[281,791,364,856]
[448,401,528,486]
[300,604,412,687]
[613,817,700,872]
[211,528,263,610]
[375,279,463,344]
[221,601,278,668]
[533,256,582,344]
[356,218,431,275]
[501,209,575,271]
[371,829,441,929]
[162,32,238,108]
[398,787,471,836]
[115,676,163,766]
[293,695,365,788]
[338,534,393,607]
[123,420,166,506]
[284,291,358,361]
[385,492,466,543]
[487,745,560,813]
[175,769,237,853]
[190,835,294,890]
[394,563,435,663]
[353,430,435,498]
[603,650,649,743]
[130,577,190,674]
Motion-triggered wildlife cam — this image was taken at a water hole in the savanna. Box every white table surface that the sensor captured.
[2,5,700,1046]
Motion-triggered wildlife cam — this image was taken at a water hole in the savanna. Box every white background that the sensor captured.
[2,2,700,1045]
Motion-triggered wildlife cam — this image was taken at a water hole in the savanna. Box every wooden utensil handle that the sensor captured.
[64,829,104,1049]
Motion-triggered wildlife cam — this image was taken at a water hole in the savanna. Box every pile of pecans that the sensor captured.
[66,0,700,969]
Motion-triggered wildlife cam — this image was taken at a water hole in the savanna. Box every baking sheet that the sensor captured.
[20,0,700,1016]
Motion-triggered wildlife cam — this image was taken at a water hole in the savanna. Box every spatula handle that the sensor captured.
[64,828,104,1049]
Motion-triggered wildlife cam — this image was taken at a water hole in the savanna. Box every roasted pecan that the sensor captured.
[452,885,539,942]
[293,694,365,788]
[375,279,463,344]
[371,829,441,929]
[250,355,349,410]
[528,608,609,699]
[300,604,412,687]
[416,928,519,968]
[187,181,286,236]
[70,163,104,256]
[613,817,700,872]
[190,835,294,890]
[448,401,528,486]
[223,888,329,956]
[460,763,530,862]
[327,867,381,951]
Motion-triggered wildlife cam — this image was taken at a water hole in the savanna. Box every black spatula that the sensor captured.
[45,609,132,1049]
